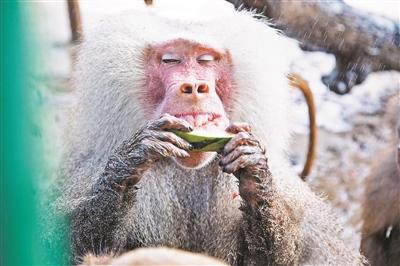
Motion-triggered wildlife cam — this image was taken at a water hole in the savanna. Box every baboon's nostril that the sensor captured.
[180,83,193,94]
[197,83,209,93]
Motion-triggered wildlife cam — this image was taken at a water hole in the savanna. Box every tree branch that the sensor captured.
[227,0,400,94]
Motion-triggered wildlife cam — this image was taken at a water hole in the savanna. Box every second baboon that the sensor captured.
[361,94,400,266]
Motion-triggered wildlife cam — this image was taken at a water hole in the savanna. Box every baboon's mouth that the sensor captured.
[173,112,228,128]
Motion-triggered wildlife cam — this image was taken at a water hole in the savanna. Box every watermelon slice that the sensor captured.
[171,129,234,152]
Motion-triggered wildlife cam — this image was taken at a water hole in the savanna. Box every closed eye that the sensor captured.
[197,54,215,63]
[161,53,181,64]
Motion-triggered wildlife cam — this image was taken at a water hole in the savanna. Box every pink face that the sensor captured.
[143,39,234,168]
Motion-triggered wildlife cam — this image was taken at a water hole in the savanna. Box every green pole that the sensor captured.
[1,1,68,264]
[1,1,37,264]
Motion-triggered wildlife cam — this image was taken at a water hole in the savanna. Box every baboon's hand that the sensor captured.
[104,114,192,187]
[221,122,267,176]
[220,123,270,207]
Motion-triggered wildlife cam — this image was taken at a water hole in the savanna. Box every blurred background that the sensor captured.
[1,0,399,264]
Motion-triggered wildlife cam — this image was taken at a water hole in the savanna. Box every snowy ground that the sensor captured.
[29,0,399,252]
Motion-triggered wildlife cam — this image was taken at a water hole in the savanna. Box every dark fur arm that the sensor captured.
[220,125,301,265]
[70,114,192,263]
[70,151,140,264]
[221,125,364,265]
[238,170,301,265]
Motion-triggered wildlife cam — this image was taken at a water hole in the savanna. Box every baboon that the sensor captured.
[80,247,227,266]
[361,94,400,266]
[61,1,364,265]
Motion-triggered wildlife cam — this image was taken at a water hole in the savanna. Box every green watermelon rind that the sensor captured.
[171,130,234,152]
